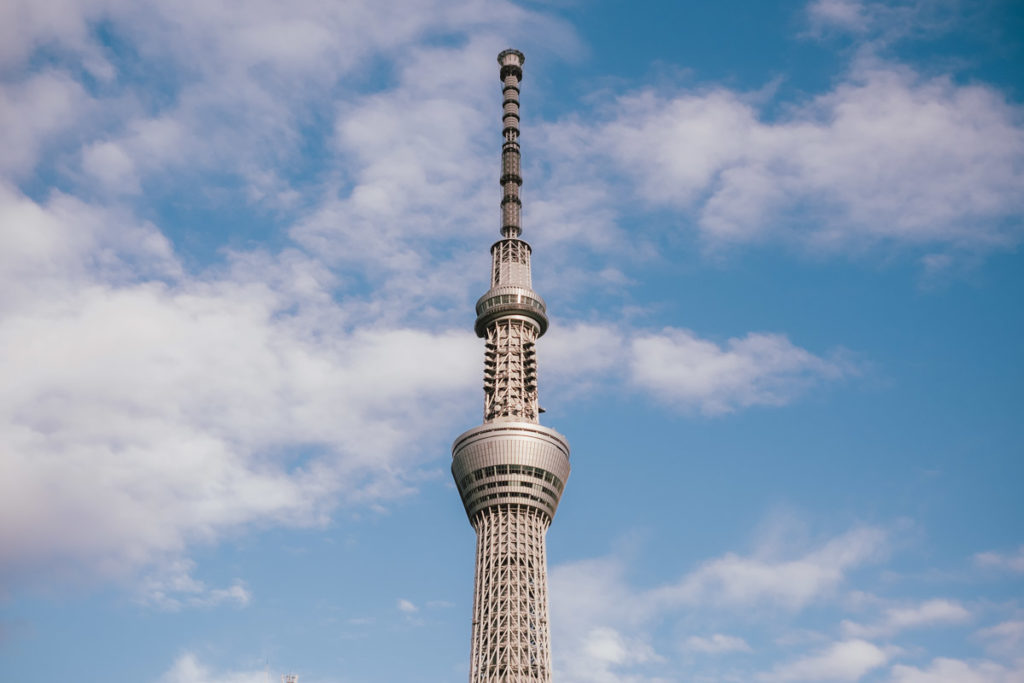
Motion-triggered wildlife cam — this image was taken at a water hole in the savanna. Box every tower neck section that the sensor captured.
[475,49,548,424]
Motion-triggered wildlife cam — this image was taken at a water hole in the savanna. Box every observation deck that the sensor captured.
[452,421,570,522]
[474,285,548,337]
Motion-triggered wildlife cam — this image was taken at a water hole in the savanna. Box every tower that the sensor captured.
[452,49,571,682]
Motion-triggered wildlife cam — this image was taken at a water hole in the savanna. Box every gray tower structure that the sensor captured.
[452,49,571,683]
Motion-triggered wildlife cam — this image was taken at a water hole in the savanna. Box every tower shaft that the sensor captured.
[470,505,551,679]
[453,50,570,683]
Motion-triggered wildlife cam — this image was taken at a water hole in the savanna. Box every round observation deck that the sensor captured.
[452,421,570,523]
[474,286,548,337]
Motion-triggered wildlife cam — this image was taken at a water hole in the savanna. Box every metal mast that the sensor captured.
[452,49,571,683]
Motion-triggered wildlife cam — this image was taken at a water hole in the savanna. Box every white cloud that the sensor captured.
[397,598,418,613]
[807,0,869,33]
[629,328,852,415]
[128,0,569,200]
[0,183,181,309]
[841,599,971,638]
[0,6,860,602]
[550,555,646,634]
[137,559,250,611]
[532,321,854,416]
[557,524,887,620]
[889,657,1024,683]
[157,653,266,683]
[0,185,480,589]
[289,38,499,302]
[540,321,628,401]
[0,0,121,69]
[2,0,576,606]
[805,0,963,43]
[549,60,1024,258]
[684,633,753,654]
[653,526,887,610]
[548,518,1024,682]
[570,627,663,682]
[81,140,141,194]
[978,620,1024,658]
[760,639,893,681]
[551,523,888,681]
[0,71,90,175]
[974,547,1024,572]
[548,555,670,682]
[0,0,580,246]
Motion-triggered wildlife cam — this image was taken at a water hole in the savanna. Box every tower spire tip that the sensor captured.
[497,49,525,67]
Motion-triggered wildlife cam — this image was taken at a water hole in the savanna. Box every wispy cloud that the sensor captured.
[889,656,1024,683]
[550,521,888,681]
[0,182,481,588]
[974,547,1024,572]
[542,322,855,414]
[157,653,266,683]
[540,59,1024,260]
[0,71,90,176]
[758,639,894,681]
[807,0,871,34]
[548,512,1024,682]
[0,1,860,602]
[0,1,573,602]
[684,633,753,654]
[841,599,971,638]
[573,626,663,681]
[651,526,887,610]
[629,329,854,415]
[805,0,965,43]
[978,620,1024,658]
[137,559,250,611]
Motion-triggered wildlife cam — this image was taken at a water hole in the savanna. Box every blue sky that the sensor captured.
[1,0,1023,681]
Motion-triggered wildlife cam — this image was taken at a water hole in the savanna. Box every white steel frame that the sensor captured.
[469,504,552,681]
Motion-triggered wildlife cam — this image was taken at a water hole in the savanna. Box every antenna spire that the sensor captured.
[498,49,524,239]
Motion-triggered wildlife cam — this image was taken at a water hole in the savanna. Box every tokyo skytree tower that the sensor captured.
[451,49,571,682]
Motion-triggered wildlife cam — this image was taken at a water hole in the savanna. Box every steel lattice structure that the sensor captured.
[452,49,571,683]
